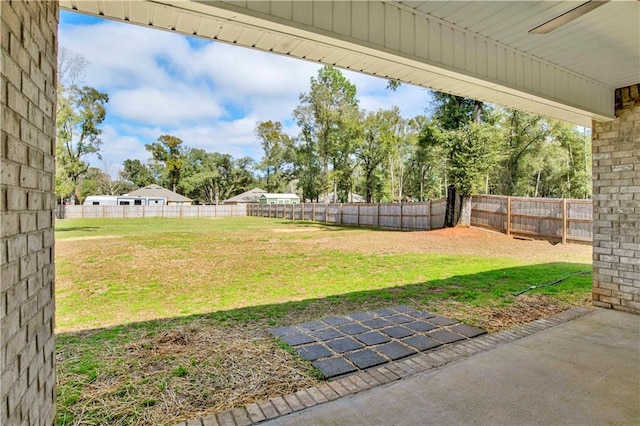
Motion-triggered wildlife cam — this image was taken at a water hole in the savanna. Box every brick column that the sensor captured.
[1,1,59,424]
[592,84,640,314]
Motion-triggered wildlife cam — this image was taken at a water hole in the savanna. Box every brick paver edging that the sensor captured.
[176,306,595,426]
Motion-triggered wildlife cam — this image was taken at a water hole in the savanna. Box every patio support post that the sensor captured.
[1,1,59,423]
[591,84,640,314]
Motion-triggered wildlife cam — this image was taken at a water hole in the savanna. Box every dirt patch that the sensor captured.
[272,228,321,233]
[60,235,122,242]
[306,225,590,264]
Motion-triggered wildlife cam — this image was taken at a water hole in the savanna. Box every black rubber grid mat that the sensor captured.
[270,305,486,378]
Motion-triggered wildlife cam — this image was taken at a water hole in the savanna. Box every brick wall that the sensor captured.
[592,84,640,314]
[1,1,58,424]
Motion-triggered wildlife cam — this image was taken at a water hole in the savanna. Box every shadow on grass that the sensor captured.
[56,226,101,232]
[56,262,591,343]
[270,219,401,233]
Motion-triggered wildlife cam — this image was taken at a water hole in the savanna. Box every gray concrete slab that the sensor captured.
[264,309,640,426]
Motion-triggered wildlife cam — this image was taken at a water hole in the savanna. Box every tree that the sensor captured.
[55,48,110,205]
[121,159,155,188]
[80,166,134,200]
[549,122,591,198]
[145,135,185,193]
[430,93,502,226]
[493,110,550,196]
[293,127,322,202]
[293,66,359,201]
[356,109,406,202]
[180,149,257,204]
[255,121,294,192]
[409,117,446,201]
[432,92,491,131]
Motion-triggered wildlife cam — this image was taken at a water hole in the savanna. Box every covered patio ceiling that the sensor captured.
[59,1,640,127]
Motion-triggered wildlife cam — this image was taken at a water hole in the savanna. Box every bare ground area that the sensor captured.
[307,225,590,263]
[56,225,592,425]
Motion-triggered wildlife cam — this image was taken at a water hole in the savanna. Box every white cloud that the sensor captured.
[89,125,148,173]
[109,85,224,126]
[59,20,193,90]
[59,11,433,170]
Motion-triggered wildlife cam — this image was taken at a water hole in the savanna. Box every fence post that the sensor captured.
[562,198,567,244]
[377,203,381,229]
[340,203,343,225]
[506,196,512,237]
[428,200,431,230]
[357,204,361,227]
[325,204,328,223]
[399,203,403,231]
[312,203,316,222]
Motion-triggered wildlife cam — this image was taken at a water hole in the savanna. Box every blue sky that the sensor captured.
[58,10,432,175]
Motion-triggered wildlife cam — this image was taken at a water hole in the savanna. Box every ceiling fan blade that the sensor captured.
[529,0,610,34]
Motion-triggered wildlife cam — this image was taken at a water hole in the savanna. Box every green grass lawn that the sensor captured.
[55,217,592,425]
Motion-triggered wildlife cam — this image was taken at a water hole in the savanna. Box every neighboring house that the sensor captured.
[223,188,266,205]
[259,193,300,205]
[83,195,166,206]
[127,184,193,205]
[318,192,366,203]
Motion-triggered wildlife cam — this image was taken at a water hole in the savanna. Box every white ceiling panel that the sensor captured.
[59,0,640,126]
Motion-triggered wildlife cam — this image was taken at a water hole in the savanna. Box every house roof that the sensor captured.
[127,184,193,202]
[260,193,300,200]
[223,188,266,203]
[318,192,366,203]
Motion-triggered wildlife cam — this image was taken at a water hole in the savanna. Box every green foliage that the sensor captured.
[180,149,256,204]
[293,65,360,201]
[356,110,391,202]
[431,92,493,130]
[447,122,503,196]
[121,159,155,188]
[110,74,591,205]
[55,58,109,204]
[145,135,186,193]
[255,121,295,192]
[79,167,134,199]
[171,366,189,378]
[408,117,446,200]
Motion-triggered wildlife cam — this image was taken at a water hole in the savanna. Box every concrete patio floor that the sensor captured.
[262,308,639,426]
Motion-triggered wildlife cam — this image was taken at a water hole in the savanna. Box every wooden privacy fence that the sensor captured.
[61,204,246,219]
[471,195,592,244]
[248,200,447,231]
[62,195,593,244]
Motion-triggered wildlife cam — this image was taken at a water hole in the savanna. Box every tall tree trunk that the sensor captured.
[420,165,425,201]
[457,195,472,227]
[454,100,483,227]
[444,185,456,227]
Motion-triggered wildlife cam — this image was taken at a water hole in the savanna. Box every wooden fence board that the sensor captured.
[249,202,441,232]
[470,195,592,243]
[63,205,246,219]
